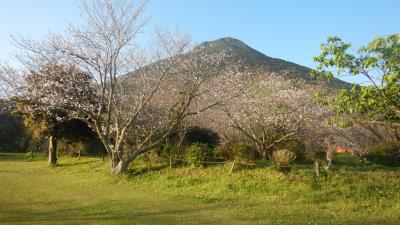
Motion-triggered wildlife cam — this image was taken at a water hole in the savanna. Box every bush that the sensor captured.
[161,144,180,159]
[217,142,255,162]
[272,149,296,171]
[366,141,400,166]
[232,143,255,163]
[161,144,182,167]
[214,143,231,159]
[185,143,213,167]
[215,141,255,161]
[275,140,306,161]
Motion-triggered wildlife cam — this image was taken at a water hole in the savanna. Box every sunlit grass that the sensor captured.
[0,153,399,225]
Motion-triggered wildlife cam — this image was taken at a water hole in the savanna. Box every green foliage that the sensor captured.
[231,142,255,162]
[272,149,296,171]
[161,143,181,159]
[133,150,163,168]
[160,144,183,167]
[216,142,255,162]
[366,141,400,166]
[312,33,400,127]
[185,143,213,167]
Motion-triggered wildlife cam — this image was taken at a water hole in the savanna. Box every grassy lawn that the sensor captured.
[0,153,399,225]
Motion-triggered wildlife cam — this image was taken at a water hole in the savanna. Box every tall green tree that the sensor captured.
[312,34,400,128]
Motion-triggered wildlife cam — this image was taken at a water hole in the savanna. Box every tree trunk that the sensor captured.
[48,136,57,167]
[259,146,268,160]
[110,149,144,175]
[324,159,332,170]
[262,151,267,160]
[111,159,129,175]
[315,161,320,177]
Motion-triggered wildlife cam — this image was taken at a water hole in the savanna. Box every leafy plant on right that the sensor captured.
[312,34,400,128]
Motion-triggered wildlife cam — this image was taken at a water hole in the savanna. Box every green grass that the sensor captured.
[0,153,399,225]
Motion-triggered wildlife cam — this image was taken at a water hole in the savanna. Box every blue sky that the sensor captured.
[0,0,399,83]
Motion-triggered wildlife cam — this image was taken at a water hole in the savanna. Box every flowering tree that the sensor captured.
[220,73,326,159]
[17,64,96,165]
[6,0,245,174]
[0,62,24,106]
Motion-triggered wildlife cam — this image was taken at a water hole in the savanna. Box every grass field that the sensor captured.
[0,153,399,225]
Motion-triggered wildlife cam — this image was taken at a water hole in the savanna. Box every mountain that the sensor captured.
[192,37,349,88]
[125,37,349,89]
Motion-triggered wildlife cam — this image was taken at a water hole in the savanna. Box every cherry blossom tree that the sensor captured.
[0,62,24,106]
[6,0,245,174]
[17,64,97,166]
[219,73,327,159]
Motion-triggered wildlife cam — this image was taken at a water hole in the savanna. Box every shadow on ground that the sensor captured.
[0,199,221,225]
[57,160,100,167]
[0,153,29,161]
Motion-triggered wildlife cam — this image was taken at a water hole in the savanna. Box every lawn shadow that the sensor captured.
[57,159,100,167]
[128,164,169,176]
[0,199,222,225]
[0,153,29,162]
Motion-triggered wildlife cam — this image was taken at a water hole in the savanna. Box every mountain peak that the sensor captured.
[195,37,251,51]
[210,37,248,47]
[190,37,349,88]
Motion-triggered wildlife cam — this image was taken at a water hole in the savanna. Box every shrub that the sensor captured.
[185,143,213,167]
[366,141,400,166]
[215,141,255,162]
[272,149,296,171]
[275,140,306,161]
[214,143,231,159]
[230,142,255,162]
[161,144,182,167]
[161,144,180,159]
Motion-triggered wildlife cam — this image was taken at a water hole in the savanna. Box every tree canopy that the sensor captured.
[312,34,400,128]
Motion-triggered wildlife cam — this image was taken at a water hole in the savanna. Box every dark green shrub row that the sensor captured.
[366,142,400,166]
